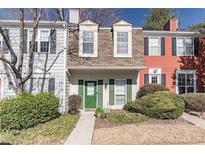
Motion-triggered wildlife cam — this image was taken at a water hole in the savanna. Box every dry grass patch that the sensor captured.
[93,118,205,145]
[0,114,79,145]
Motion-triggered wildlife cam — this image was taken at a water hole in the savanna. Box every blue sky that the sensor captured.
[119,8,205,29]
[0,8,204,29]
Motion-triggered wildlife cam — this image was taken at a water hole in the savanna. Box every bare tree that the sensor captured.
[0,8,41,94]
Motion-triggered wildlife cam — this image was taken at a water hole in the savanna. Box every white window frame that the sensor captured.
[114,26,132,57]
[26,29,51,53]
[176,70,196,94]
[176,37,194,56]
[116,32,129,55]
[149,37,161,56]
[0,75,4,99]
[79,26,98,57]
[82,31,94,55]
[114,79,127,106]
[149,68,161,84]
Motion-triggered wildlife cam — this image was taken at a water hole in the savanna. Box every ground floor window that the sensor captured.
[25,77,55,94]
[115,80,126,105]
[149,68,161,84]
[176,70,196,94]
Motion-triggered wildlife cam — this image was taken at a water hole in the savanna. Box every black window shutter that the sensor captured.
[144,74,149,85]
[172,37,177,56]
[194,38,199,56]
[49,78,55,94]
[161,37,165,56]
[144,37,149,55]
[23,29,28,53]
[50,29,56,54]
[161,74,166,86]
[3,29,9,54]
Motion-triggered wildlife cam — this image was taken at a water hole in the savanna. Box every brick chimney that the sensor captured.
[164,19,179,31]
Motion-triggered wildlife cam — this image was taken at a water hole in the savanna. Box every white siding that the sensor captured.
[0,24,67,111]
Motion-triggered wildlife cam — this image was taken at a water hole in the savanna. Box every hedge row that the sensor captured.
[0,92,60,130]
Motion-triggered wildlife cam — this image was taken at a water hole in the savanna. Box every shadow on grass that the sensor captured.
[0,142,12,145]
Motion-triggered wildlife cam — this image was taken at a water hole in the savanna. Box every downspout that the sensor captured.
[63,23,67,113]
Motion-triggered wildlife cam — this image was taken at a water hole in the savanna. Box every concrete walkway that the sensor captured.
[64,111,95,145]
[182,112,205,129]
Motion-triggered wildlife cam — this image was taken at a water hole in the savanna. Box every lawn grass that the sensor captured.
[0,114,79,145]
[107,111,148,125]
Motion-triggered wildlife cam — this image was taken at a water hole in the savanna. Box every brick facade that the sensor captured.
[139,36,205,93]
[68,28,144,68]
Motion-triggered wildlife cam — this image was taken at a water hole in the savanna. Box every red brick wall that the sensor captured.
[139,37,205,93]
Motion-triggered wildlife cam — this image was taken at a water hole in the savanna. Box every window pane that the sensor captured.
[185,38,193,55]
[116,95,125,105]
[83,31,94,54]
[117,42,128,54]
[177,38,184,47]
[40,30,49,41]
[40,42,49,52]
[178,87,186,94]
[187,74,194,86]
[149,38,160,55]
[151,75,158,84]
[83,31,94,43]
[83,43,94,54]
[117,32,128,54]
[117,32,128,42]
[177,47,184,56]
[187,87,194,93]
[115,80,126,105]
[178,74,186,86]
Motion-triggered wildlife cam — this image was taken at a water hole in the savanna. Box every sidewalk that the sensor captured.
[64,111,95,145]
[182,112,205,129]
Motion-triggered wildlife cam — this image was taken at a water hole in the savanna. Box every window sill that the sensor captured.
[114,54,132,58]
[79,54,97,58]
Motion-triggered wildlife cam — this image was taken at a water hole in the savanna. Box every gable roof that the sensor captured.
[79,19,98,26]
[113,19,133,26]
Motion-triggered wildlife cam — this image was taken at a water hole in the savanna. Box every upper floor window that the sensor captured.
[117,32,128,54]
[177,38,194,56]
[26,29,56,54]
[82,31,94,54]
[149,37,161,56]
[40,30,50,53]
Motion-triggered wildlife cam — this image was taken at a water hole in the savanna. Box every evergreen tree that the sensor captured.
[144,8,177,30]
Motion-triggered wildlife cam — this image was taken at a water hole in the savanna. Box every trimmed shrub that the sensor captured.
[137,84,169,98]
[107,111,148,124]
[0,92,59,130]
[126,91,185,119]
[68,95,81,114]
[182,93,205,112]
[95,108,105,118]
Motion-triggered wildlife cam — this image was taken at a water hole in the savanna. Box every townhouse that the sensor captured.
[67,19,144,110]
[140,19,205,94]
[0,20,68,112]
[0,11,205,111]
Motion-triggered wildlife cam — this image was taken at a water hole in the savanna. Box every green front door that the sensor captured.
[85,81,97,109]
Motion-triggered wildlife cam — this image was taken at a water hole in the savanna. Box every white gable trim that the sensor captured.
[113,20,133,26]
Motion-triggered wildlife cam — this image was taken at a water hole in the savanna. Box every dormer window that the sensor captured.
[117,32,128,54]
[83,31,94,54]
[79,19,98,57]
[113,20,132,58]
